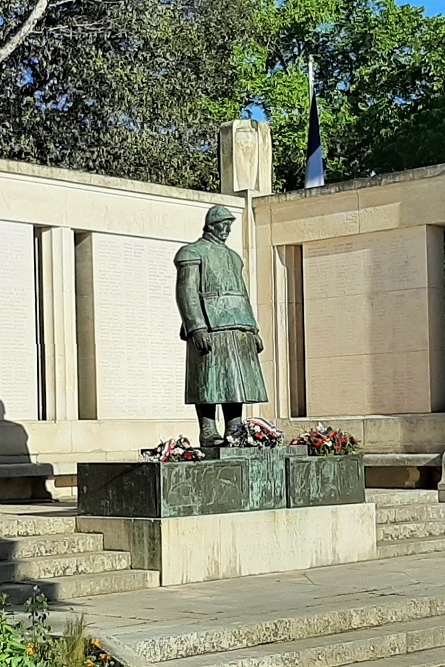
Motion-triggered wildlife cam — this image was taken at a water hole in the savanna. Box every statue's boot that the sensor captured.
[224,418,243,443]
[196,405,224,448]
[222,403,243,444]
[199,419,224,447]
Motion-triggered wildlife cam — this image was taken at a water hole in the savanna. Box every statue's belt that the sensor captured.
[199,290,245,297]
[199,293,257,330]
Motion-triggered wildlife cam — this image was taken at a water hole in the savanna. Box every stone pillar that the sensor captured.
[219,120,272,196]
[219,120,273,419]
[439,454,445,503]
[41,227,78,420]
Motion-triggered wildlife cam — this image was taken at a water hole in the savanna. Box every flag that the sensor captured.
[305,89,324,189]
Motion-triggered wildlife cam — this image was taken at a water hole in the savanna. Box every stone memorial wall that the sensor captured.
[92,233,194,420]
[303,226,442,415]
[0,220,38,421]
[1,141,445,493]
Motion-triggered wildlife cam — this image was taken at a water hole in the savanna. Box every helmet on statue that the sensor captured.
[204,205,236,229]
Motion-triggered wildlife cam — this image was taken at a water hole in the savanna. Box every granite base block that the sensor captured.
[203,447,306,512]
[77,448,299,518]
[77,447,362,519]
[77,503,377,586]
[77,461,248,518]
[286,455,365,508]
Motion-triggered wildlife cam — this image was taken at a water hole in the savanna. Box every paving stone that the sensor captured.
[0,533,104,560]
[342,646,445,666]
[0,570,160,604]
[378,521,445,542]
[0,550,132,582]
[377,505,445,525]
[128,597,445,663]
[136,616,445,667]
[366,491,439,507]
[377,537,445,559]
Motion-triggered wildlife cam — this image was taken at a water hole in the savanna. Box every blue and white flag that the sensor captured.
[305,88,325,189]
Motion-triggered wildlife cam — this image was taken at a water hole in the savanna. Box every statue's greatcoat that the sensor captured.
[174,235,268,405]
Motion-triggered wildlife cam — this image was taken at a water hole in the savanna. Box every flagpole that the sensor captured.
[308,54,314,102]
[305,54,325,189]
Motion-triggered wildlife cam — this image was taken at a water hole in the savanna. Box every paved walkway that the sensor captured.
[3,500,445,663]
[39,552,445,645]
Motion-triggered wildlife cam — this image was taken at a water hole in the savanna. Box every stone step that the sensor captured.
[0,532,104,560]
[367,490,439,507]
[0,550,131,582]
[0,515,76,538]
[378,521,445,542]
[377,537,445,559]
[0,463,53,478]
[142,615,445,667]
[0,569,160,604]
[341,646,445,666]
[378,505,445,525]
[132,597,445,663]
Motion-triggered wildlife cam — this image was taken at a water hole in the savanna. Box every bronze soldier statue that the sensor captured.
[174,204,268,447]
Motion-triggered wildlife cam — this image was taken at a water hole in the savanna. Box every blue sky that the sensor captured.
[398,0,443,15]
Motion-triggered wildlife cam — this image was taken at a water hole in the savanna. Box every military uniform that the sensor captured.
[174,230,268,406]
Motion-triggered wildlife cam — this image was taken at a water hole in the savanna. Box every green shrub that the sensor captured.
[0,590,117,667]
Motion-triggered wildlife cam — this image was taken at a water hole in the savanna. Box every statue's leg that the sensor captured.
[196,404,224,447]
[222,403,243,442]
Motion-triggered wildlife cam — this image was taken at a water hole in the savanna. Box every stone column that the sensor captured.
[41,227,78,420]
[219,120,272,196]
[220,120,274,419]
[439,455,445,503]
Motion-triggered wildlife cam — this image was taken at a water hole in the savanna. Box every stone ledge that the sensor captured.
[0,463,53,478]
[253,163,445,206]
[0,159,244,207]
[364,454,442,467]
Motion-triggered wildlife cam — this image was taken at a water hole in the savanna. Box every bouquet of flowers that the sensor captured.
[141,436,205,463]
[226,418,285,449]
[290,423,359,457]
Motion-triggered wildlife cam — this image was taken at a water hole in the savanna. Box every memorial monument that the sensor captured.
[174,205,268,446]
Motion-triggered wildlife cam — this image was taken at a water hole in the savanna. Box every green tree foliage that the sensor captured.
[1,1,445,192]
[242,0,445,190]
[0,0,255,190]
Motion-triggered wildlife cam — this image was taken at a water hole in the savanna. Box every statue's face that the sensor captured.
[211,219,233,243]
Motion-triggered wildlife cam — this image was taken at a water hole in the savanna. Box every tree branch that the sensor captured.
[274,44,289,74]
[0,0,50,64]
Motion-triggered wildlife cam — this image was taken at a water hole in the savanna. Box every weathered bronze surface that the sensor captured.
[174,205,268,446]
[77,451,363,520]
[285,455,365,507]
[78,459,280,518]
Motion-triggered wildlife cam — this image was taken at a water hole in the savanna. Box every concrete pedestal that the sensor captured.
[77,449,370,586]
[77,503,376,586]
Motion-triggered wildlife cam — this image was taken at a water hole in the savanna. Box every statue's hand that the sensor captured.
[254,334,264,354]
[192,330,212,354]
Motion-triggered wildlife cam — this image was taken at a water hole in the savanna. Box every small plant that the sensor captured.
[291,423,360,457]
[0,589,118,666]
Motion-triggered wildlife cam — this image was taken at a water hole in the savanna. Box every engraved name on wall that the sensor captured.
[93,233,193,419]
[0,220,38,420]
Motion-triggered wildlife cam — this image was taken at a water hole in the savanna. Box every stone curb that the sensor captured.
[126,597,445,663]
[100,633,156,667]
